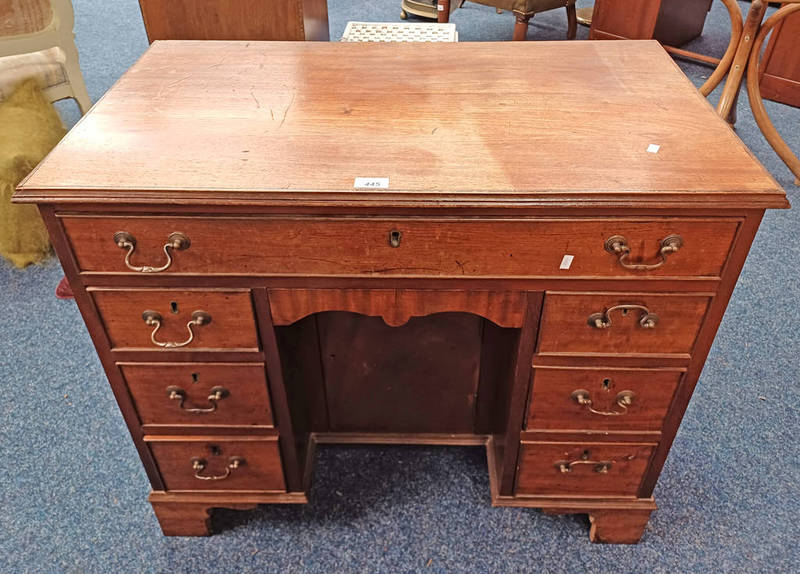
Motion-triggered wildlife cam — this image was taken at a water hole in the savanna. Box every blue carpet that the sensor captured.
[1,1,798,572]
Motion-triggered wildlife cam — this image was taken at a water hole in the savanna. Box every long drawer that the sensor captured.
[90,289,260,351]
[62,216,738,278]
[537,292,711,356]
[527,367,682,432]
[121,363,274,427]
[147,436,286,492]
[516,441,656,497]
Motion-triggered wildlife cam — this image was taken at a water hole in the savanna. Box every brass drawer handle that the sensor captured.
[166,386,229,413]
[605,234,683,271]
[555,451,612,474]
[113,231,190,273]
[141,310,211,348]
[588,304,659,330]
[191,456,245,481]
[571,389,635,416]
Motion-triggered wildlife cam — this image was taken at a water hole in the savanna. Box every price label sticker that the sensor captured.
[438,4,444,11]
[354,177,389,189]
[560,254,575,270]
[647,144,661,154]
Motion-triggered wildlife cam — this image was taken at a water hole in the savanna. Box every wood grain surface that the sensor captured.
[759,9,800,108]
[537,292,710,355]
[16,41,786,209]
[526,366,682,431]
[90,289,259,351]
[317,312,482,433]
[121,362,274,427]
[61,216,740,278]
[268,288,526,327]
[146,435,286,491]
[138,0,329,42]
[516,441,656,496]
[589,0,712,46]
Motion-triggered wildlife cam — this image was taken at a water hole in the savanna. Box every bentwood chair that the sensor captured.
[704,0,800,184]
[0,0,91,114]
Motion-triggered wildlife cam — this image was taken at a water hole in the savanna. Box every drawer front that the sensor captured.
[516,441,655,497]
[527,367,681,432]
[91,289,259,351]
[62,216,738,278]
[148,437,285,491]
[537,292,710,356]
[121,363,273,427]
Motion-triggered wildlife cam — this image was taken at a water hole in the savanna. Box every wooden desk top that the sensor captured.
[18,40,787,209]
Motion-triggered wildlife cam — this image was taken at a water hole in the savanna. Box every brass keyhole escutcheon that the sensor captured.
[388,230,402,248]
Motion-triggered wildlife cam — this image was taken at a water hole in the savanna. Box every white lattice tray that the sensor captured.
[341,22,458,42]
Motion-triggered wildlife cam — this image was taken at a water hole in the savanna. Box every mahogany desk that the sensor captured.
[15,40,788,543]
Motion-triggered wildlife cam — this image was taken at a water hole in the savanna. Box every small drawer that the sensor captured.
[537,292,710,356]
[62,215,738,278]
[90,289,259,351]
[121,363,273,427]
[527,367,681,432]
[147,436,285,492]
[516,441,655,497]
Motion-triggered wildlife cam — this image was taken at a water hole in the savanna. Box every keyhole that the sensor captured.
[170,301,179,314]
[209,444,222,456]
[581,450,590,460]
[388,230,402,248]
[191,373,199,384]
[621,308,629,316]
[601,378,611,391]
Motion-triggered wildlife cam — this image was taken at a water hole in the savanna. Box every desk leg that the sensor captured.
[150,500,264,536]
[588,509,654,544]
[150,501,218,536]
[148,492,306,536]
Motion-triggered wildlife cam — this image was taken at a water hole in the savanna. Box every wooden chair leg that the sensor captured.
[513,12,532,41]
[437,0,451,23]
[699,0,744,97]
[60,40,92,115]
[727,83,741,126]
[716,0,766,123]
[566,3,578,40]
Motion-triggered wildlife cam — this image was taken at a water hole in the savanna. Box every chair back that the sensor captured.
[0,0,53,38]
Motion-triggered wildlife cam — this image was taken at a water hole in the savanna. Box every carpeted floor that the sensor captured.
[1,1,798,572]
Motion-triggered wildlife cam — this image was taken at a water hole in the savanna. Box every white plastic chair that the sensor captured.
[0,0,91,114]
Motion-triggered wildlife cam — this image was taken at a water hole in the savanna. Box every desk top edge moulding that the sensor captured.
[15,40,789,544]
[16,41,787,209]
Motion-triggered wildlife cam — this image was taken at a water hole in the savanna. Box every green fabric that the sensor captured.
[0,79,66,267]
